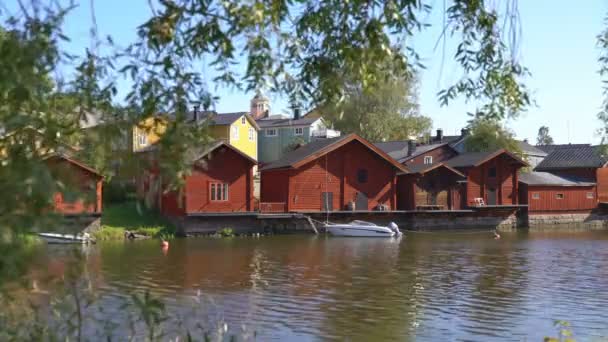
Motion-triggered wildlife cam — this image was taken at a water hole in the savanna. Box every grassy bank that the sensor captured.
[96,202,176,241]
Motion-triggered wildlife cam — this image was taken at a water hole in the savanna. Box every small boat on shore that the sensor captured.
[325,221,403,237]
[38,232,94,244]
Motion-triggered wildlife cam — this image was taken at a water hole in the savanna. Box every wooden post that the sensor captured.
[304,216,319,234]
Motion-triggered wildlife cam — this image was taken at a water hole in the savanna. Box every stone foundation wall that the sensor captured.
[49,214,101,234]
[526,213,608,231]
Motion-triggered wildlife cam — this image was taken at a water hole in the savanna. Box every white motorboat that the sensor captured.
[38,232,94,244]
[325,220,403,237]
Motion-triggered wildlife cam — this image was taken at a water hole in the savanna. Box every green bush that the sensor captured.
[103,181,136,204]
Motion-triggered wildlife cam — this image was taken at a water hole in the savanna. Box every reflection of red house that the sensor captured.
[45,154,103,214]
[140,141,257,215]
[446,150,527,206]
[260,134,408,212]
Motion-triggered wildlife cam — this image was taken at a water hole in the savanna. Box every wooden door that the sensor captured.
[487,188,497,205]
[322,192,333,211]
[355,192,368,211]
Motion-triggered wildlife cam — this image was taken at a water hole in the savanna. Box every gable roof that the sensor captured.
[405,163,465,177]
[374,141,452,163]
[256,117,320,129]
[446,149,528,168]
[519,171,595,187]
[44,153,103,178]
[192,141,257,165]
[134,140,257,165]
[260,134,409,172]
[536,144,591,154]
[518,140,548,156]
[194,111,259,130]
[535,145,608,171]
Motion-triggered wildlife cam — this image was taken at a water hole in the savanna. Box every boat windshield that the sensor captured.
[350,220,377,226]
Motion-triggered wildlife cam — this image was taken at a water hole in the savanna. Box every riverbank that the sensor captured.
[95,202,176,241]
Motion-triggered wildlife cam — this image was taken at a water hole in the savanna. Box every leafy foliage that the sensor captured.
[536,126,554,145]
[318,67,432,141]
[463,118,522,154]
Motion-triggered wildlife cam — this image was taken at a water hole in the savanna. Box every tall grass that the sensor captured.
[95,202,176,240]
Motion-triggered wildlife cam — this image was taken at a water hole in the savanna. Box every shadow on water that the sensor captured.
[9,230,608,341]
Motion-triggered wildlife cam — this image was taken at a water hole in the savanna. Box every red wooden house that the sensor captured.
[445,149,528,206]
[396,163,466,210]
[139,141,257,215]
[260,134,408,212]
[535,145,608,202]
[45,154,103,214]
[518,172,597,214]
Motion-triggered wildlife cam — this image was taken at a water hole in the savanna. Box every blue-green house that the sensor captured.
[257,116,341,164]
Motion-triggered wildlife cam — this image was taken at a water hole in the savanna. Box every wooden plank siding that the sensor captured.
[457,155,521,206]
[261,139,399,212]
[520,184,597,213]
[597,168,608,202]
[46,156,103,214]
[184,147,254,213]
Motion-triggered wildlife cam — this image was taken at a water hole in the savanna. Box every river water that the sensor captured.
[13,231,608,341]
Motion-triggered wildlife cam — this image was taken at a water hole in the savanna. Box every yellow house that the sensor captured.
[132,116,168,152]
[132,112,259,161]
[202,111,259,160]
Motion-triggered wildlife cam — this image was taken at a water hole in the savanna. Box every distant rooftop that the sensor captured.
[535,145,607,170]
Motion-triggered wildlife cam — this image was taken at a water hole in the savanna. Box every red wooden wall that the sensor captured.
[182,146,254,213]
[46,158,102,214]
[157,146,253,216]
[397,174,416,210]
[520,184,597,213]
[596,168,608,202]
[459,155,520,206]
[404,145,457,166]
[261,140,398,212]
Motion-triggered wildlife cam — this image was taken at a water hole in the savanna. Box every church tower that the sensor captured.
[250,92,270,120]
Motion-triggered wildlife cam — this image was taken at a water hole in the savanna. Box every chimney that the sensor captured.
[461,128,470,136]
[407,140,416,157]
[294,107,301,120]
[193,105,200,122]
[436,128,443,142]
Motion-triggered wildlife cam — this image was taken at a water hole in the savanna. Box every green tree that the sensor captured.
[536,126,554,145]
[319,70,432,141]
[463,119,522,154]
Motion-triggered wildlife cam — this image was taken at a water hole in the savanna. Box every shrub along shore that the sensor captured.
[95,201,176,241]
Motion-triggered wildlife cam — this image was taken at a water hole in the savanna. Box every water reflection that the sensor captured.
[12,232,608,341]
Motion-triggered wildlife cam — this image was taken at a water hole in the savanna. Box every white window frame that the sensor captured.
[587,192,594,199]
[249,128,255,141]
[138,132,147,146]
[210,183,229,201]
[265,128,277,137]
[556,193,564,200]
[532,193,540,200]
[232,125,239,140]
[423,156,433,165]
[294,127,304,136]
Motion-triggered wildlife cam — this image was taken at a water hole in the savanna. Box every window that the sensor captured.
[423,156,433,165]
[138,132,147,146]
[587,192,594,199]
[488,167,497,178]
[210,183,229,201]
[249,128,255,141]
[294,127,304,136]
[357,169,368,183]
[556,193,564,200]
[532,193,540,200]
[232,126,239,140]
[241,117,246,124]
[266,129,277,137]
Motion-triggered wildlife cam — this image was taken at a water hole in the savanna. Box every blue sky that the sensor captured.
[11,0,608,144]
